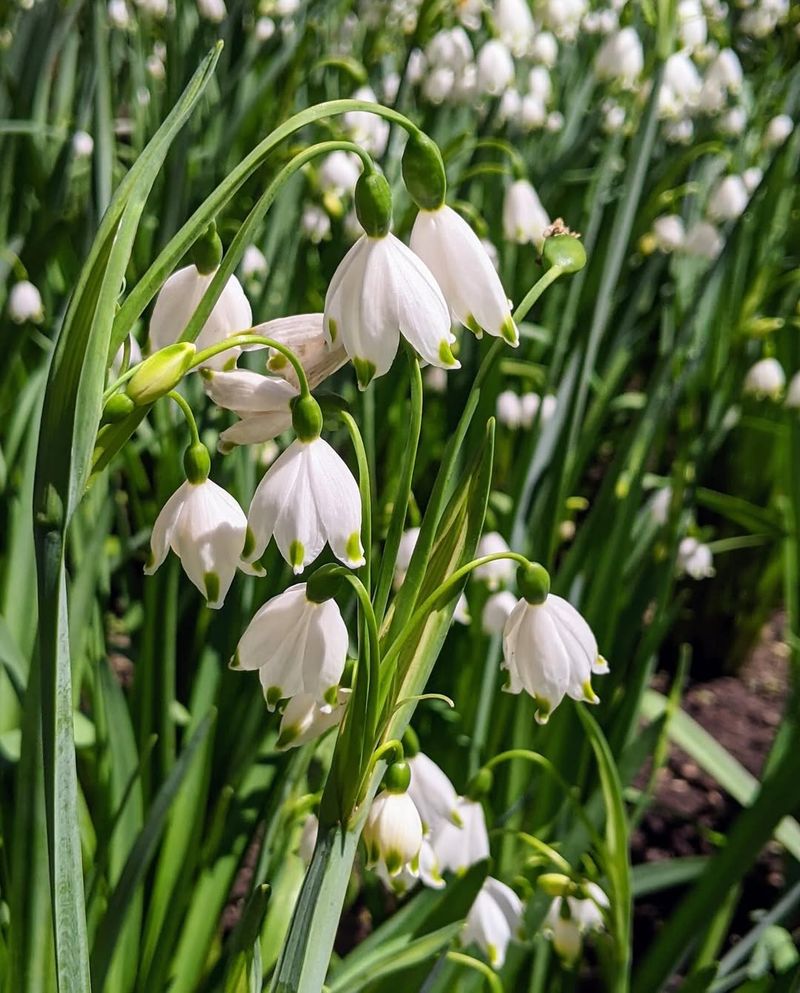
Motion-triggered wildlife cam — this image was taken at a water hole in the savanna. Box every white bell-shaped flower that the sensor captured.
[343,86,389,156]
[197,0,226,22]
[423,66,456,105]
[503,179,550,250]
[677,537,715,580]
[765,114,794,149]
[364,782,423,877]
[531,32,558,68]
[463,877,524,969]
[453,591,472,626]
[476,40,515,96]
[318,151,361,195]
[496,390,523,428]
[520,94,547,130]
[302,205,331,244]
[482,590,518,635]
[276,689,350,749]
[707,175,748,222]
[785,371,800,410]
[408,752,462,833]
[704,49,742,95]
[394,526,421,589]
[743,357,785,399]
[540,0,586,42]
[145,475,251,609]
[72,130,94,158]
[684,220,722,260]
[648,486,672,526]
[660,53,702,119]
[254,313,348,391]
[474,532,515,590]
[520,392,557,428]
[545,883,608,964]
[148,264,252,370]
[527,66,552,104]
[652,215,686,253]
[324,232,458,389]
[233,582,348,710]
[677,0,707,51]
[8,280,44,324]
[410,205,518,344]
[495,0,534,56]
[204,369,297,450]
[431,797,490,874]
[376,837,444,895]
[742,168,763,195]
[594,27,643,88]
[502,584,608,724]
[240,245,269,280]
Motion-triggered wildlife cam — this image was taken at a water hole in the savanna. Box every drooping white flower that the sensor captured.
[649,486,672,526]
[233,582,348,709]
[704,49,742,96]
[463,877,524,969]
[497,390,522,428]
[546,111,564,133]
[410,204,518,345]
[677,536,715,580]
[255,16,275,41]
[531,32,558,68]
[520,94,547,130]
[660,53,702,119]
[246,437,364,573]
[261,313,349,390]
[148,265,252,370]
[474,532,515,590]
[785,371,800,410]
[684,219,722,260]
[482,591,518,635]
[426,27,473,72]
[652,214,686,253]
[424,366,449,394]
[527,66,552,104]
[742,167,763,194]
[707,175,749,222]
[197,0,226,22]
[520,392,557,428]
[719,106,747,137]
[423,66,456,105]
[112,334,143,377]
[765,114,794,149]
[594,27,643,87]
[276,689,350,749]
[8,280,44,324]
[453,591,472,625]
[432,796,490,874]
[107,0,131,29]
[743,357,785,399]
[364,789,423,877]
[343,86,389,155]
[394,527,421,589]
[495,0,534,56]
[240,244,269,280]
[540,0,587,41]
[408,752,462,833]
[146,477,251,608]
[545,883,609,964]
[503,179,550,250]
[324,232,458,390]
[298,813,318,865]
[318,150,361,195]
[602,100,626,134]
[502,593,607,723]
[678,0,707,51]
[376,837,444,895]
[72,130,94,158]
[476,40,515,96]
[302,204,331,244]
[204,369,297,450]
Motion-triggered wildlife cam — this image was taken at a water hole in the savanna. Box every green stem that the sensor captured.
[166,390,201,447]
[514,265,565,325]
[515,831,574,874]
[339,410,373,595]
[446,951,504,993]
[190,332,312,396]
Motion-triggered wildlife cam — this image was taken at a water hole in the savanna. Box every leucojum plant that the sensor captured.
[26,39,623,993]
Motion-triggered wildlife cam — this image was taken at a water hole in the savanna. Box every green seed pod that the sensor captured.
[102,392,135,423]
[126,342,196,406]
[402,726,421,758]
[183,442,211,484]
[517,561,551,605]
[191,221,223,274]
[355,169,393,237]
[402,131,447,211]
[384,760,411,794]
[306,564,344,603]
[542,234,586,274]
[291,394,323,442]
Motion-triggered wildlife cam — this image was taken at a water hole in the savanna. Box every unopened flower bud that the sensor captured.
[126,342,196,405]
[103,393,135,423]
[466,766,493,800]
[517,561,550,604]
[538,873,576,897]
[542,234,586,273]
[191,221,223,275]
[384,759,411,794]
[402,131,446,210]
[183,442,211,484]
[355,168,393,237]
[290,393,323,441]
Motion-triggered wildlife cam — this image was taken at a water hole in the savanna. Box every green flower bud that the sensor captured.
[126,342,196,406]
[542,234,586,274]
[384,760,411,794]
[466,766,493,800]
[402,131,447,211]
[538,873,576,897]
[183,442,211,484]
[306,564,343,603]
[402,726,420,758]
[191,221,223,275]
[291,394,323,442]
[517,561,550,605]
[355,169,393,238]
[103,393,135,423]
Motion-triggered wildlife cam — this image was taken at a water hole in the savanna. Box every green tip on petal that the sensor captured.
[268,352,288,371]
[346,530,363,564]
[465,314,484,339]
[487,944,499,966]
[203,571,220,606]
[409,852,420,874]
[582,680,599,704]
[243,526,257,560]
[326,317,338,343]
[353,356,376,390]
[385,850,403,876]
[438,339,459,367]
[276,724,299,749]
[534,695,552,725]
[323,684,339,707]
[265,685,282,710]
[290,540,305,572]
[501,315,519,346]
[229,650,242,670]
[450,809,464,828]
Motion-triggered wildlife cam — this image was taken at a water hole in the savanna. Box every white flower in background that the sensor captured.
[743,357,785,399]
[700,48,742,111]
[343,86,390,155]
[653,214,686,253]
[148,265,252,370]
[260,313,348,390]
[72,130,94,158]
[8,280,44,324]
[684,219,722,260]
[497,389,523,428]
[521,392,557,427]
[546,111,565,133]
[411,204,517,344]
[527,66,552,104]
[298,813,318,865]
[482,591,518,635]
[246,437,364,573]
[463,877,524,969]
[502,589,608,723]
[456,0,483,30]
[546,884,608,964]
[407,47,427,84]
[112,334,143,377]
[376,837,444,895]
[255,16,275,41]
[503,179,550,250]
[394,527,420,589]
[499,87,522,123]
[660,53,702,118]
[719,106,747,137]
[426,27,473,72]
[785,371,800,409]
[707,175,748,222]
[204,369,296,450]
[382,71,401,104]
[301,204,331,244]
[664,117,695,145]
[495,0,534,56]
[676,536,715,580]
[137,0,168,16]
[594,27,643,88]
[531,32,558,67]
[432,797,490,874]
[318,151,361,195]
[324,231,458,389]
[364,788,423,877]
[423,67,455,105]
[453,592,472,625]
[476,40,515,96]
[520,94,546,129]
[481,238,500,270]
[764,114,794,148]
[240,244,269,280]
[540,0,587,42]
[408,752,462,832]
[275,0,300,15]
[602,100,626,134]
[146,53,166,81]
[197,0,226,22]
[424,366,449,393]
[452,64,479,103]
[474,532,514,589]
[107,0,130,29]
[649,486,672,526]
[146,477,251,608]
[233,582,348,708]
[678,0,707,51]
[276,690,350,749]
